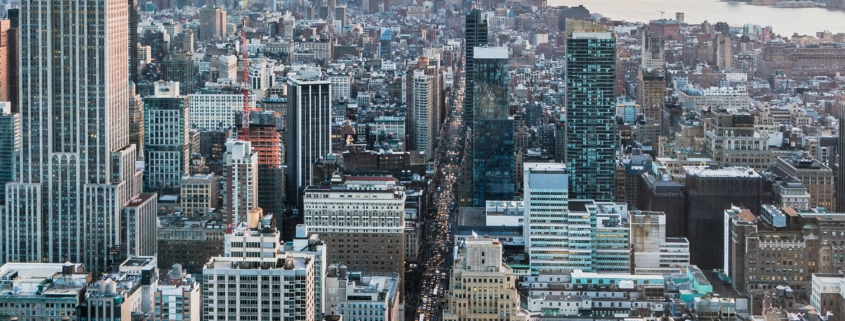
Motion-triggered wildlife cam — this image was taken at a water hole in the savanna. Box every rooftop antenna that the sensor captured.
[658,10,665,19]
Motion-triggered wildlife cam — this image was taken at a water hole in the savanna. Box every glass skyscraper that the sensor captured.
[464,9,488,128]
[470,47,513,207]
[565,20,618,202]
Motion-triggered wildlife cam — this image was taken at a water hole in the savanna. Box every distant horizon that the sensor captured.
[549,0,845,36]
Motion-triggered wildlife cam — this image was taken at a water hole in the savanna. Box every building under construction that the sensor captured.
[237,110,285,219]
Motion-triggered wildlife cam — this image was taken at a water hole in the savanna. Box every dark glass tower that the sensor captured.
[565,20,617,202]
[464,9,488,127]
[470,47,513,206]
[838,104,845,212]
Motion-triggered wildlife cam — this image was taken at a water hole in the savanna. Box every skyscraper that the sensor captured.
[129,0,140,83]
[143,81,190,193]
[464,9,488,127]
[285,72,331,206]
[0,103,18,204]
[839,104,845,212]
[523,163,569,272]
[4,0,141,272]
[238,111,285,217]
[641,29,665,71]
[410,69,434,155]
[470,47,513,206]
[566,20,617,202]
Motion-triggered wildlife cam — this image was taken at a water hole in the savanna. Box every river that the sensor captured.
[548,0,845,36]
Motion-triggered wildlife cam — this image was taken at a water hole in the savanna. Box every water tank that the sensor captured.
[98,280,108,293]
[339,264,348,278]
[776,285,785,297]
[327,265,338,277]
[785,286,794,298]
[171,264,183,278]
[62,262,74,276]
[107,280,117,294]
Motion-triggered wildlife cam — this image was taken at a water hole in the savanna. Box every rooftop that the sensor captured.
[684,165,761,178]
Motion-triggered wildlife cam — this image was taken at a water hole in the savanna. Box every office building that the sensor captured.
[618,151,653,209]
[180,173,219,217]
[566,20,617,202]
[286,72,332,206]
[442,238,529,321]
[637,68,667,144]
[464,9,488,127]
[199,6,226,41]
[637,173,686,237]
[0,262,90,321]
[223,139,259,225]
[0,102,18,203]
[157,215,226,274]
[144,81,190,193]
[523,162,569,272]
[188,93,256,131]
[470,47,513,206]
[155,264,202,321]
[203,219,317,321]
[0,20,11,106]
[771,154,835,211]
[303,175,405,275]
[685,165,765,270]
[629,210,690,275]
[840,105,845,213]
[324,265,401,321]
[122,193,158,258]
[3,0,141,272]
[524,162,630,273]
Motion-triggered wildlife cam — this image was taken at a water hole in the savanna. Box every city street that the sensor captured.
[405,66,466,321]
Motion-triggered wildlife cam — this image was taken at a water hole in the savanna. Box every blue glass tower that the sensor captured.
[470,47,513,206]
[565,20,617,202]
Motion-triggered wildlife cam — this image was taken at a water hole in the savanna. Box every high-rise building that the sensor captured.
[565,20,617,202]
[641,29,665,71]
[160,52,199,95]
[286,72,331,206]
[684,165,765,270]
[0,102,19,203]
[122,193,158,258]
[302,175,405,275]
[3,0,141,272]
[0,20,11,105]
[144,81,190,193]
[223,139,259,225]
[199,6,227,41]
[410,69,434,155]
[442,238,529,321]
[464,9,488,127]
[203,219,317,321]
[470,47,513,206]
[637,68,667,144]
[1,16,18,112]
[129,0,139,83]
[523,162,569,272]
[238,111,285,217]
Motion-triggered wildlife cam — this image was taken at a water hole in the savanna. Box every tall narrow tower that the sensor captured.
[3,0,139,272]
[565,20,617,202]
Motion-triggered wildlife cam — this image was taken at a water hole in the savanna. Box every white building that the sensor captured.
[523,163,569,272]
[629,211,690,275]
[203,219,317,321]
[411,69,434,155]
[217,55,238,80]
[373,116,406,141]
[187,93,256,130]
[249,58,276,98]
[223,140,259,225]
[329,72,352,100]
[79,256,159,320]
[324,265,402,321]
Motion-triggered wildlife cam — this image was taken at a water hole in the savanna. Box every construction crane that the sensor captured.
[242,29,251,140]
[658,10,665,19]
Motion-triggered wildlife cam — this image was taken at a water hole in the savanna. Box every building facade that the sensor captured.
[144,81,190,193]
[223,139,259,225]
[566,20,618,202]
[286,73,332,206]
[3,0,142,272]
